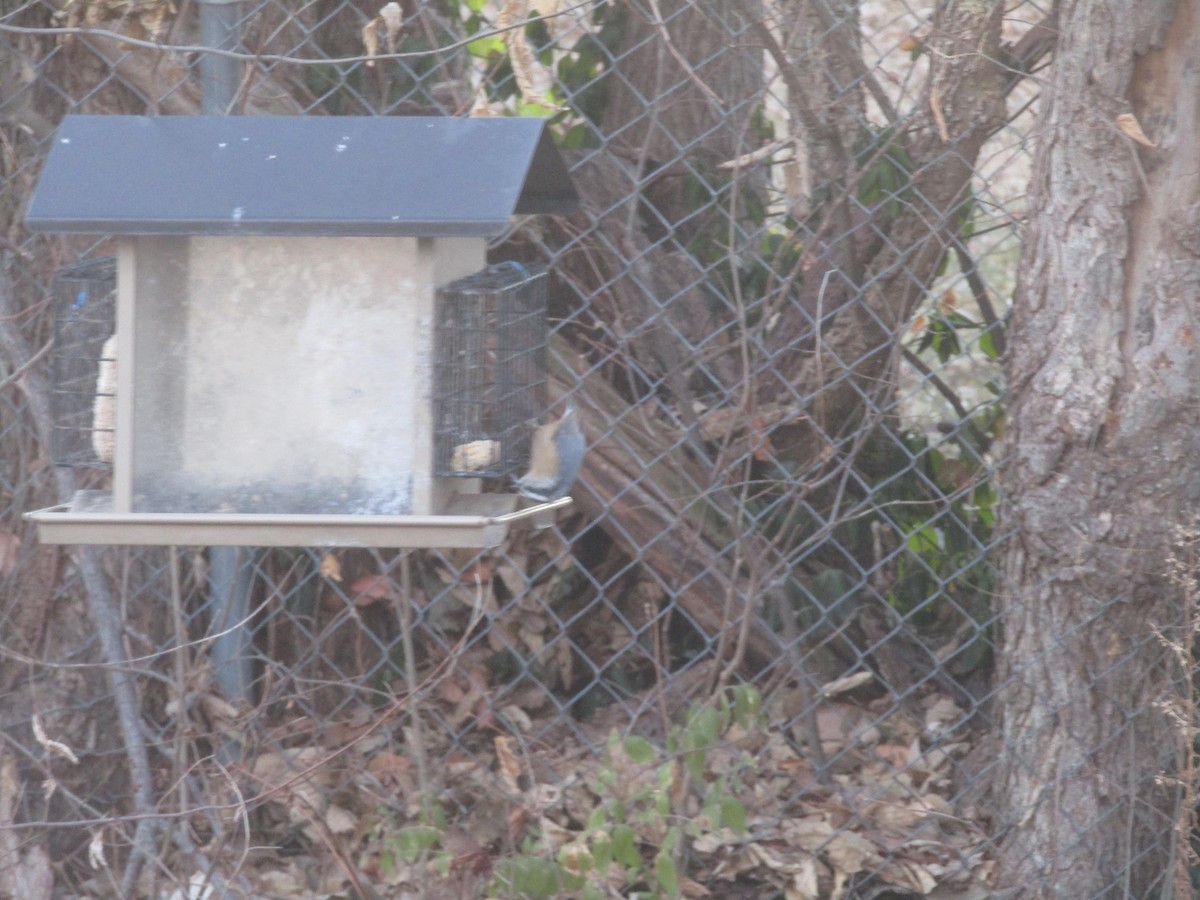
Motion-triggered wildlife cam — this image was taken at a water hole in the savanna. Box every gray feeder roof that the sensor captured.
[26,115,579,237]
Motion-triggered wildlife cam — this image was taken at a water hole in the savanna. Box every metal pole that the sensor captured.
[197,0,243,114]
[198,0,255,724]
[206,546,256,707]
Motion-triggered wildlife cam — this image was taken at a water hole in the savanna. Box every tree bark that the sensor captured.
[599,0,763,166]
[996,0,1200,894]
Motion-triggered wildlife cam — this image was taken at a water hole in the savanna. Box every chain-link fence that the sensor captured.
[0,0,1091,896]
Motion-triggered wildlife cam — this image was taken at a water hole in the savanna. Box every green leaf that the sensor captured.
[683,708,718,781]
[664,725,680,756]
[732,684,762,729]
[720,796,747,835]
[468,35,505,59]
[586,806,608,831]
[591,832,613,870]
[684,750,706,783]
[655,764,673,816]
[947,310,980,329]
[517,100,556,118]
[693,705,720,743]
[558,842,593,875]
[653,827,682,895]
[654,851,678,897]
[490,856,577,898]
[655,792,670,818]
[624,735,656,765]
[979,328,1001,360]
[434,851,453,878]
[907,524,943,556]
[560,121,591,150]
[395,825,440,861]
[612,824,641,869]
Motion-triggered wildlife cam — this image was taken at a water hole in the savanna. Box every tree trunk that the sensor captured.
[996,0,1200,894]
[599,0,763,166]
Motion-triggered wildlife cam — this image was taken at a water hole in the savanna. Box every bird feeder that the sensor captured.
[24,115,578,548]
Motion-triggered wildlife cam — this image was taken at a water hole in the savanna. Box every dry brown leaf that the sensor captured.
[531,0,595,48]
[874,742,911,770]
[365,750,411,787]
[252,864,310,896]
[497,704,533,732]
[786,859,822,899]
[361,17,380,67]
[816,702,880,749]
[379,1,403,48]
[519,626,546,656]
[494,735,523,795]
[746,839,792,872]
[497,0,561,110]
[349,574,396,606]
[781,814,836,849]
[824,830,881,883]
[693,829,740,854]
[923,695,962,736]
[751,416,777,462]
[82,0,176,38]
[324,803,357,835]
[197,692,241,737]
[879,858,938,893]
[359,0,404,68]
[821,670,874,697]
[250,747,329,834]
[447,668,490,729]
[87,830,106,870]
[1115,112,1156,148]
[930,91,949,143]
[32,715,79,765]
[319,552,342,582]
[434,674,467,705]
[867,798,930,834]
[445,750,485,778]
[493,563,527,599]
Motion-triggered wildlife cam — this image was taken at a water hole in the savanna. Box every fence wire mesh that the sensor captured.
[0,0,1159,897]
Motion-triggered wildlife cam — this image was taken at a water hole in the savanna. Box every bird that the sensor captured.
[515,405,585,502]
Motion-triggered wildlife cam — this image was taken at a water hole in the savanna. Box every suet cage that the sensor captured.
[433,262,547,481]
[49,257,116,468]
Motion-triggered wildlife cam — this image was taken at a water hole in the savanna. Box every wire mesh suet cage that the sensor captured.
[49,257,116,468]
[433,261,547,480]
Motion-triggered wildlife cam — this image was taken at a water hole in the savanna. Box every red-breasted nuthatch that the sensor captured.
[515,405,585,502]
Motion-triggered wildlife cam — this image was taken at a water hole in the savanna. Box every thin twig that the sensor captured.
[397,552,432,823]
[901,347,972,421]
[949,236,1007,357]
[0,339,50,392]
